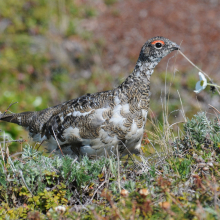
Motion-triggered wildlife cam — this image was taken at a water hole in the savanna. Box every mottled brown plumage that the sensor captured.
[0,36,179,158]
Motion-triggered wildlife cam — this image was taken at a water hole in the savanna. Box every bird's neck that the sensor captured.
[118,59,159,94]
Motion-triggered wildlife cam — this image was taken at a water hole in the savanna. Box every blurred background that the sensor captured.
[0,0,220,152]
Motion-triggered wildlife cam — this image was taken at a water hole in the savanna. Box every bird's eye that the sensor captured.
[155,42,162,48]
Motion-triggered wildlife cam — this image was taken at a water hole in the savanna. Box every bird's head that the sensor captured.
[139,36,180,63]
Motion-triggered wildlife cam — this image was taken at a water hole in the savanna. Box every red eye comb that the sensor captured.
[151,40,165,45]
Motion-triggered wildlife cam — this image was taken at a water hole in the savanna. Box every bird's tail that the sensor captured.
[0,111,35,127]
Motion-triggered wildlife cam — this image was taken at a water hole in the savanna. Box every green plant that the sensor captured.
[184,112,220,147]
[171,158,191,180]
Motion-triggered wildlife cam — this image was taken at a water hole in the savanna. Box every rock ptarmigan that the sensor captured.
[0,36,179,158]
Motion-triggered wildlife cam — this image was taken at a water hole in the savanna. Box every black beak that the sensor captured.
[172,44,180,51]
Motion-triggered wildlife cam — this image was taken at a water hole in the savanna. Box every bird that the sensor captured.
[0,36,179,158]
